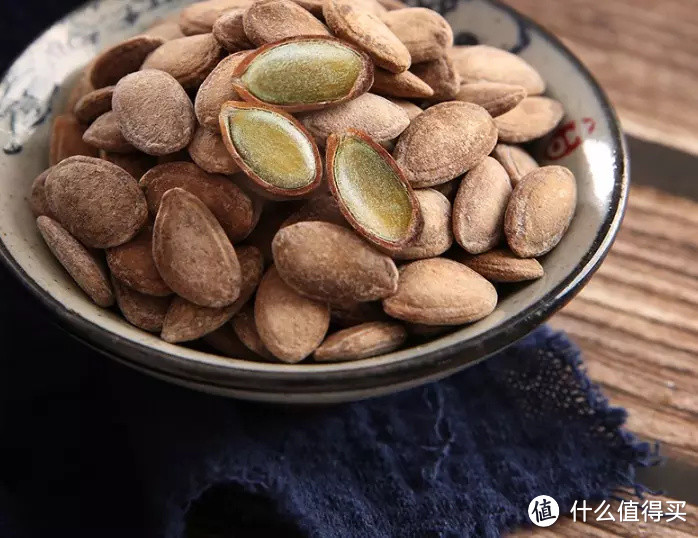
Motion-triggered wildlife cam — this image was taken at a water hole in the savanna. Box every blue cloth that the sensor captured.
[0,266,654,538]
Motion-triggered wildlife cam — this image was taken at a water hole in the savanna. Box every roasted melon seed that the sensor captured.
[233,37,373,111]
[327,130,419,247]
[220,102,322,195]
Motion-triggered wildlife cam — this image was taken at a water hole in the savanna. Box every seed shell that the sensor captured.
[160,245,263,342]
[272,221,399,303]
[393,101,497,188]
[140,34,224,89]
[45,156,148,248]
[411,55,460,101]
[144,21,186,42]
[378,0,407,8]
[49,114,99,166]
[243,0,330,46]
[450,45,545,95]
[505,166,577,257]
[203,325,267,361]
[380,8,453,63]
[29,168,55,219]
[280,192,348,229]
[161,298,237,343]
[179,0,255,35]
[244,201,301,264]
[88,35,165,89]
[390,188,452,260]
[383,258,497,325]
[153,188,242,307]
[83,111,134,153]
[455,82,526,118]
[323,0,411,73]
[494,96,565,143]
[195,51,250,130]
[106,226,172,296]
[140,162,257,243]
[387,98,423,121]
[212,9,253,52]
[492,144,539,187]
[456,248,544,283]
[371,69,434,99]
[314,321,406,361]
[232,306,275,360]
[299,93,410,146]
[348,0,389,17]
[113,70,196,156]
[188,126,240,175]
[112,278,171,332]
[65,68,94,114]
[431,177,459,201]
[254,266,330,363]
[99,150,157,181]
[330,300,388,327]
[73,85,115,124]
[36,216,115,307]
[291,0,325,15]
[452,156,512,254]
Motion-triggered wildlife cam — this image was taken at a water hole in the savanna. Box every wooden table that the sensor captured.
[502,0,698,535]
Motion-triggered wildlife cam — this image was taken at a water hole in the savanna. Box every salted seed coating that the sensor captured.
[505,165,577,257]
[112,278,171,332]
[37,216,115,307]
[45,155,148,248]
[255,266,330,363]
[383,258,497,325]
[314,321,407,361]
[152,188,241,308]
[113,70,196,156]
[272,221,399,304]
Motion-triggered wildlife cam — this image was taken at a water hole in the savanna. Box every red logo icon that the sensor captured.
[545,117,596,160]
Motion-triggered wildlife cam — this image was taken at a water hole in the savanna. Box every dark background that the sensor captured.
[0,3,147,534]
[1,1,86,74]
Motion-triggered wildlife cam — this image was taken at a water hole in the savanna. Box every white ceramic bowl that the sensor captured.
[0,0,628,403]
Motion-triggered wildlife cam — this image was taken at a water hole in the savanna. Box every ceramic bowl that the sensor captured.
[0,0,628,403]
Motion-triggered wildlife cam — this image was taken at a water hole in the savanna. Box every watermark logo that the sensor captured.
[528,495,560,527]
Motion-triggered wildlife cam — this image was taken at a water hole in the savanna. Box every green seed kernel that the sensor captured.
[330,132,416,244]
[235,37,373,111]
[224,106,317,190]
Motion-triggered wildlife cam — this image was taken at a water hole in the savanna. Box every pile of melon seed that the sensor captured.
[30,0,576,364]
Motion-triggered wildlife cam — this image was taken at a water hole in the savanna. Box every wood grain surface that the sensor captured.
[553,187,698,461]
[503,0,698,156]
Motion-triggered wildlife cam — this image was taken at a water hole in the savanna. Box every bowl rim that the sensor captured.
[0,0,629,398]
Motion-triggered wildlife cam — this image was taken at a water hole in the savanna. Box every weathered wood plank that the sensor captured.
[550,187,698,466]
[503,0,698,155]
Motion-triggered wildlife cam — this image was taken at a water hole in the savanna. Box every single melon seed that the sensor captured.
[327,130,419,247]
[234,37,373,111]
[220,102,322,195]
